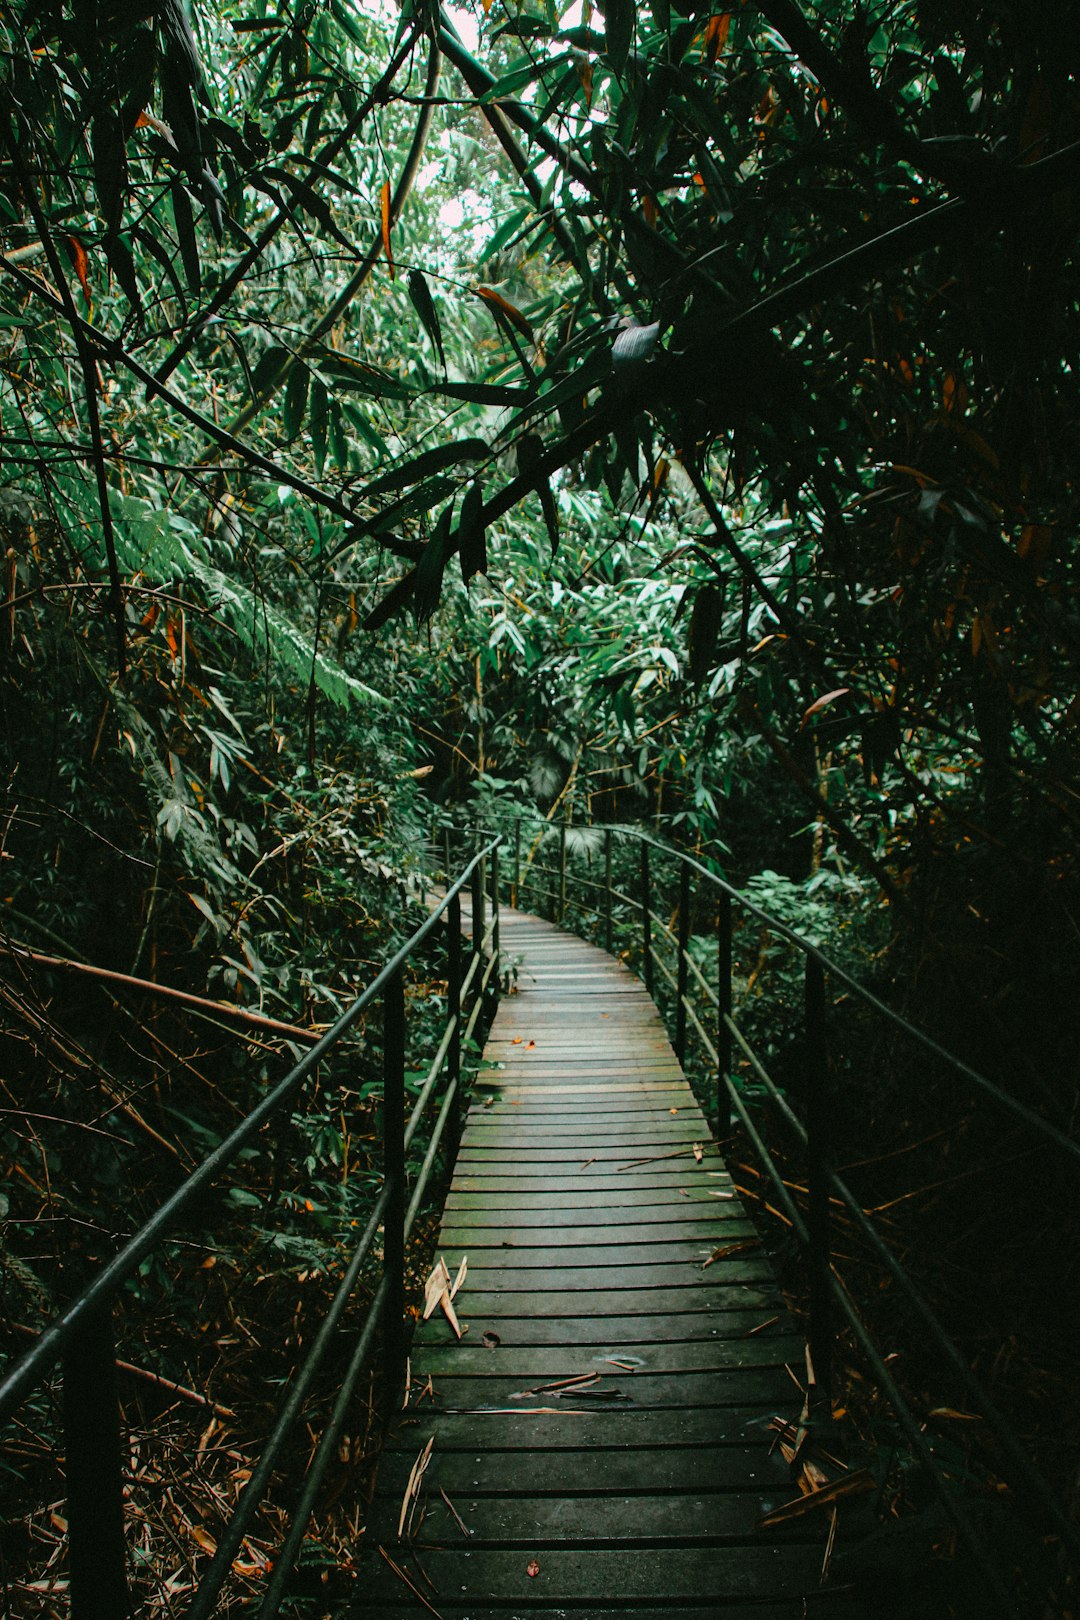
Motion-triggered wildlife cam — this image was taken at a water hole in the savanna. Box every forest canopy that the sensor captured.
[1,0,1079,1609]
[1,0,1077,1052]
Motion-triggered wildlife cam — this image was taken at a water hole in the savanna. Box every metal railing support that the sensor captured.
[804,954,833,1404]
[717,892,732,1136]
[382,967,407,1390]
[471,853,485,970]
[64,1303,130,1620]
[558,820,567,921]
[447,891,462,1146]
[675,858,690,1065]
[640,839,654,995]
[603,829,613,953]
[487,843,501,1019]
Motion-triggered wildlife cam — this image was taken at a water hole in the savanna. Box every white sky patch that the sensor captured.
[445,2,480,53]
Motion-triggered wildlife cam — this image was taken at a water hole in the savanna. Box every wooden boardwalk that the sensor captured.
[360,907,839,1618]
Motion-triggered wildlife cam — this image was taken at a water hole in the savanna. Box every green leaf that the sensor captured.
[357,439,487,506]
[284,364,308,439]
[458,479,487,584]
[600,0,635,73]
[408,269,446,371]
[311,377,329,474]
[253,345,290,398]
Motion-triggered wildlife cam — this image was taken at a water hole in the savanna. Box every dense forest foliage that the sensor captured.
[0,0,1078,1609]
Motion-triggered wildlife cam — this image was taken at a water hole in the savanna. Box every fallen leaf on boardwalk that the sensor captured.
[669,1108,679,1115]
[482,1330,501,1349]
[519,1372,600,1396]
[398,1436,435,1538]
[378,1546,444,1618]
[511,1037,523,1044]
[702,1239,760,1267]
[708,1190,735,1200]
[526,1559,540,1578]
[757,1468,875,1527]
[526,1040,536,1048]
[821,1504,840,1582]
[450,1256,467,1299]
[692,1142,704,1162]
[423,1259,452,1320]
[439,1488,472,1537]
[422,1257,464,1337]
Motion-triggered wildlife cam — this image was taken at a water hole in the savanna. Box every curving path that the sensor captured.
[358,906,842,1618]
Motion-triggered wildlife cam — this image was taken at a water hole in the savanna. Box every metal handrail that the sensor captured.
[504,815,1080,1163]
[472,811,1079,1607]
[0,836,502,1619]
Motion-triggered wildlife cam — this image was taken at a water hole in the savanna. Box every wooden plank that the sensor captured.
[361,1545,821,1603]
[374,1448,793,1499]
[373,1490,815,1547]
[364,1605,821,1619]
[414,1369,800,1410]
[413,1336,803,1376]
[384,1405,783,1450]
[452,1173,732,1194]
[442,1188,739,1212]
[431,1234,758,1269]
[438,1207,737,1233]
[437,1217,749,1247]
[452,1260,772,1290]
[424,1286,775,1318]
[411,1307,783,1348]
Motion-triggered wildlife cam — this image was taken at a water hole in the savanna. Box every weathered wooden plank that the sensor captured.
[374,1447,794,1500]
[363,1605,820,1619]
[414,1368,800,1410]
[412,1306,783,1349]
[431,1235,757,1271]
[372,1490,815,1547]
[413,1335,802,1376]
[423,1285,775,1318]
[438,1205,735,1232]
[452,1260,772,1291]
[360,1545,822,1604]
[442,1190,736,1215]
[460,1122,706,1145]
[437,1217,749,1248]
[384,1404,783,1450]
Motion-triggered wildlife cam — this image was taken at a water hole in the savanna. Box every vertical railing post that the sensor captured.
[64,1303,131,1620]
[382,968,407,1390]
[640,840,654,995]
[805,954,833,1405]
[675,858,690,1066]
[558,820,567,922]
[487,842,501,1018]
[603,828,613,954]
[717,892,732,1136]
[447,890,462,1146]
[471,853,485,973]
[513,817,521,909]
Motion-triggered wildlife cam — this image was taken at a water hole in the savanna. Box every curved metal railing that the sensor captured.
[469,810,1076,1615]
[0,837,502,1619]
